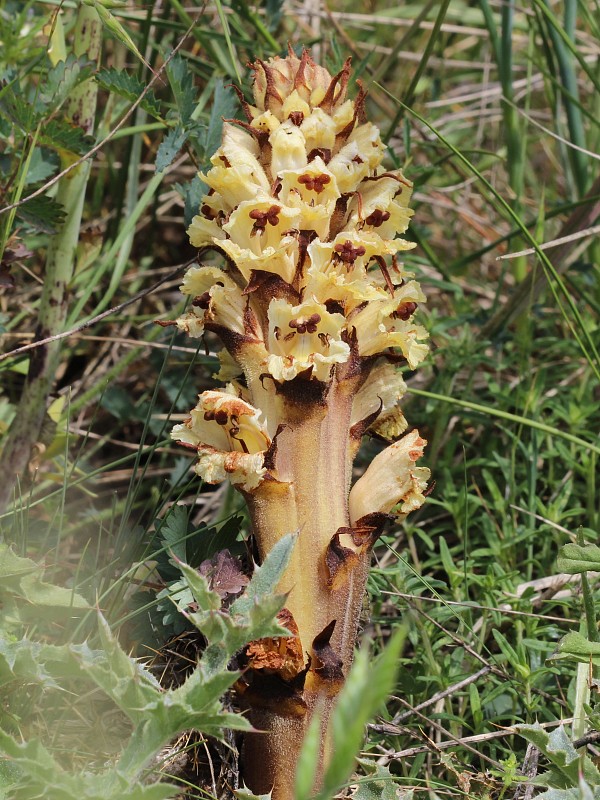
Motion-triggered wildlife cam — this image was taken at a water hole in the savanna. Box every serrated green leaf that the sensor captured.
[15,194,66,233]
[556,543,600,574]
[158,504,190,562]
[95,68,162,120]
[156,124,188,173]
[41,54,94,110]
[165,55,195,124]
[175,174,206,229]
[203,78,237,159]
[0,85,40,132]
[39,118,95,156]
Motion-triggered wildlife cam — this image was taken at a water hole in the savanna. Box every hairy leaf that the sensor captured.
[302,630,405,800]
[556,543,600,574]
[352,763,410,800]
[517,724,600,788]
[549,631,600,667]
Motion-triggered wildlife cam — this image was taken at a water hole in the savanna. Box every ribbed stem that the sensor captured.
[242,374,371,798]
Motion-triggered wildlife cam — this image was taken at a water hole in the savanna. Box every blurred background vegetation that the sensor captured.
[0,1,598,798]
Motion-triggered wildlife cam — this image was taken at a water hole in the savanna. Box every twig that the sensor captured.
[370,666,491,730]
[0,257,195,363]
[385,718,574,760]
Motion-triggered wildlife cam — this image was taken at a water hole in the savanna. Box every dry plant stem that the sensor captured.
[0,5,101,513]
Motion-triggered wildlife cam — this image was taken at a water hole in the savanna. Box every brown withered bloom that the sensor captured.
[171,47,430,799]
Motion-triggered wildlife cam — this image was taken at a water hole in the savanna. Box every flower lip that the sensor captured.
[266,297,350,382]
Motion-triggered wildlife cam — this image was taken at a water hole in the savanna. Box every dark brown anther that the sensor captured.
[249,205,281,234]
[307,148,332,164]
[203,409,215,421]
[333,240,366,265]
[219,155,232,168]
[318,332,331,348]
[192,291,211,309]
[394,301,418,320]
[288,110,304,126]
[289,313,321,334]
[214,409,229,425]
[297,173,331,193]
[365,209,391,228]
[273,325,281,340]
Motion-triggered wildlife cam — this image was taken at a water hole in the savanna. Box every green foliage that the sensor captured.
[517,724,600,794]
[0,536,295,798]
[95,68,162,119]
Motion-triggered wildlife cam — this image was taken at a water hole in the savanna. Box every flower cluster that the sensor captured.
[172,47,429,521]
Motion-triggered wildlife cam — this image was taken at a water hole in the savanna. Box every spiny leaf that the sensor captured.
[155,124,188,173]
[0,543,88,610]
[95,68,162,119]
[231,532,297,615]
[305,631,406,800]
[234,788,272,800]
[516,724,600,788]
[352,763,410,800]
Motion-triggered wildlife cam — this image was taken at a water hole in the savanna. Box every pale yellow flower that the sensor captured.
[266,298,350,381]
[348,429,430,523]
[171,390,271,492]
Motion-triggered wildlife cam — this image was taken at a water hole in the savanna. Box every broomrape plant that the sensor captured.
[171,48,430,798]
